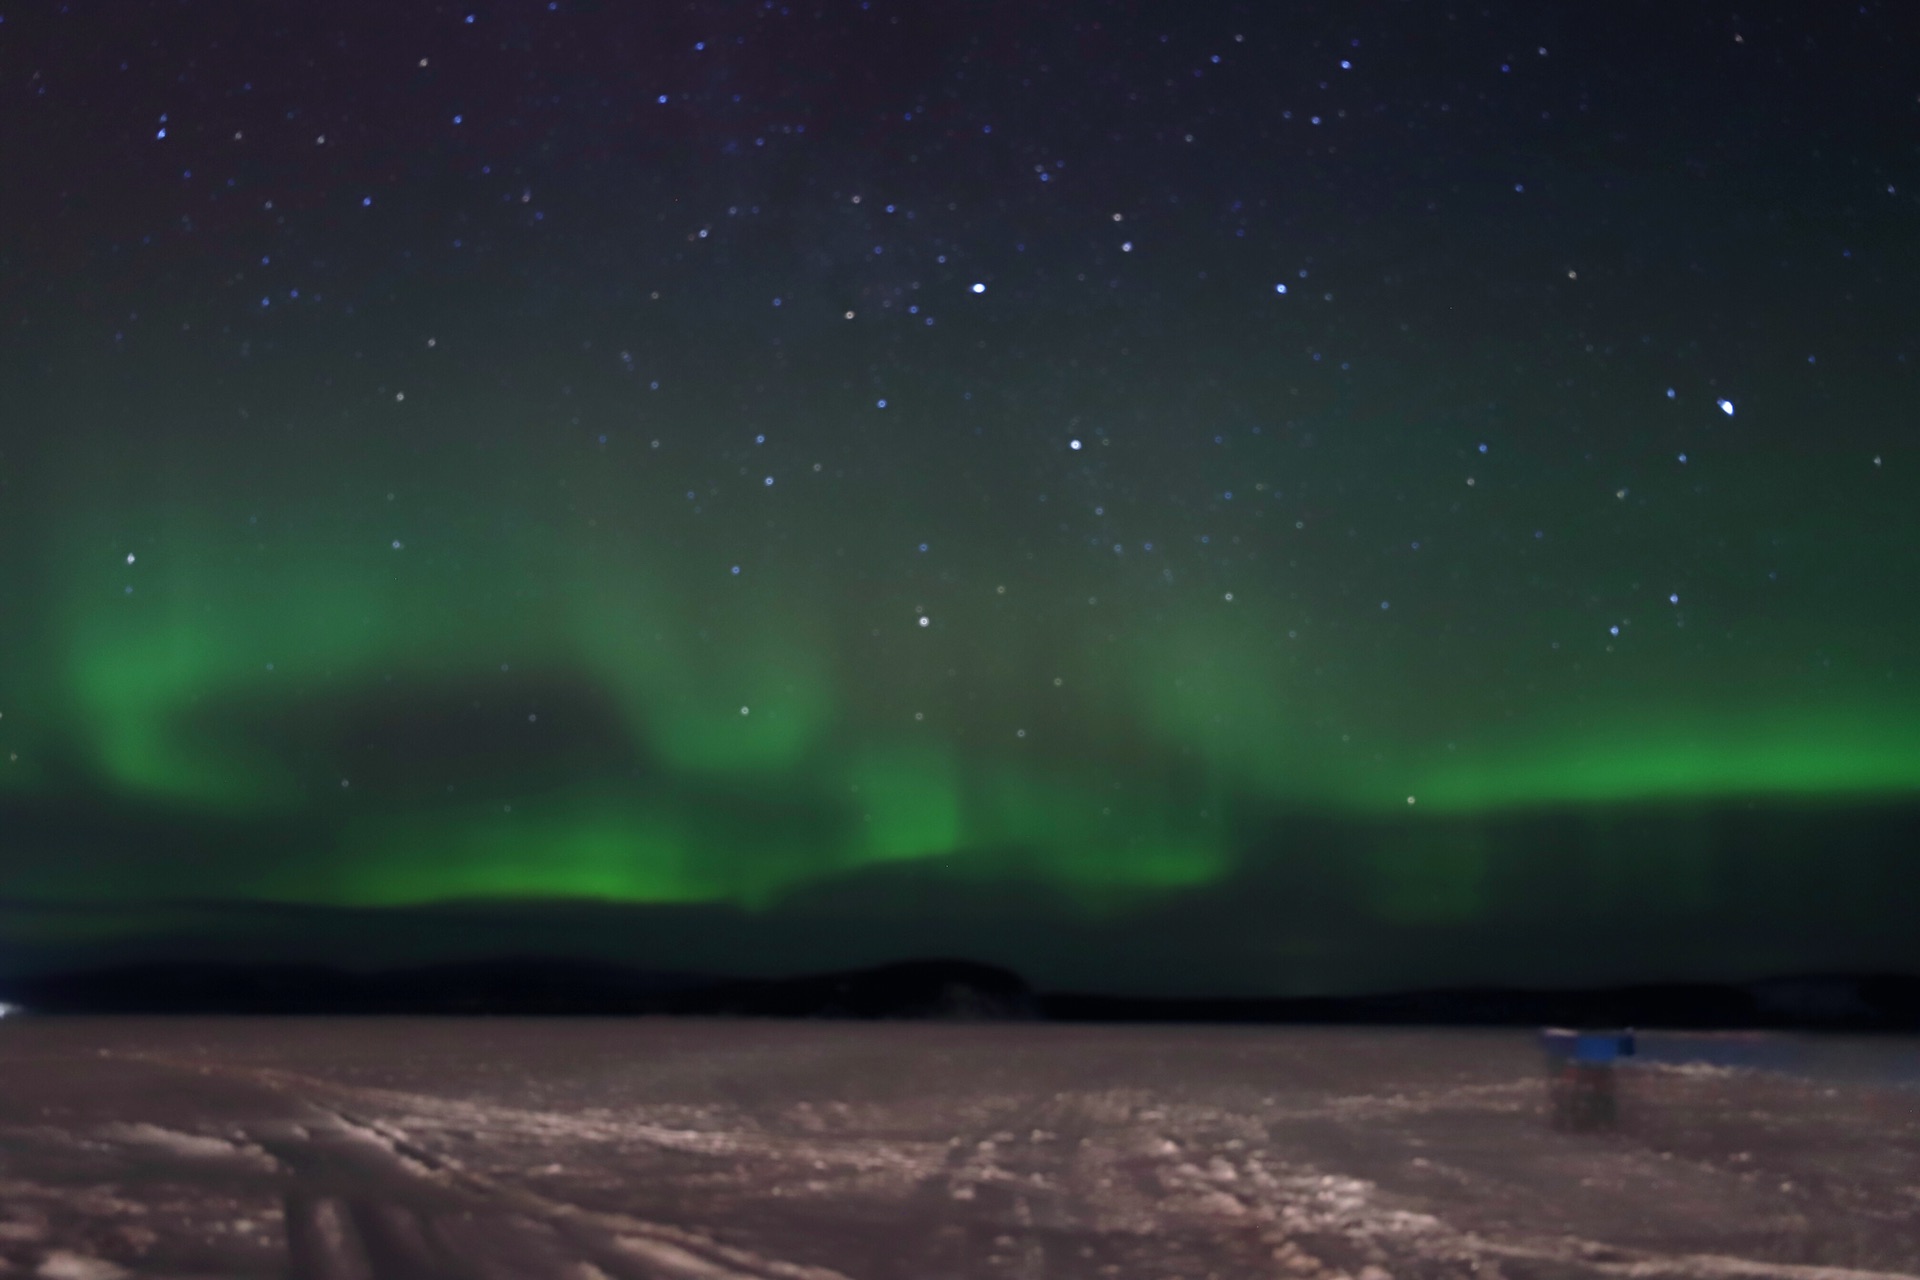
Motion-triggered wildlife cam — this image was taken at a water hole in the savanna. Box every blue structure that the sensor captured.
[1540,1028,1636,1063]
[1540,1028,1635,1131]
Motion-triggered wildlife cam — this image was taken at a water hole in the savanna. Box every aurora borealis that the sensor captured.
[2,0,1917,994]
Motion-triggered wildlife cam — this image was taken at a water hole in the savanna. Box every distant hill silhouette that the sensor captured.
[1042,972,1920,1031]
[0,956,1041,1020]
[4,959,1917,1028]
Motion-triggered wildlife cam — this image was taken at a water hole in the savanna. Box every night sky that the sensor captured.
[2,0,1917,996]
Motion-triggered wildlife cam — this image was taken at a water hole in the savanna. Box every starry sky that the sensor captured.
[1,0,1917,995]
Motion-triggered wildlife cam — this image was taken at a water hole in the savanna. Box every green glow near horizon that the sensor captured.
[1397,709,1920,813]
[6,441,1917,918]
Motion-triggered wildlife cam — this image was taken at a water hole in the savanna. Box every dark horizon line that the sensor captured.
[3,955,1918,1031]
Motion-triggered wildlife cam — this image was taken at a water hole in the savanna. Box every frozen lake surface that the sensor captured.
[0,1019,1915,1278]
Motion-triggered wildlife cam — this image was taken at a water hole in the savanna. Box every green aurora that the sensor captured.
[3,0,1917,991]
[5,391,1915,933]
